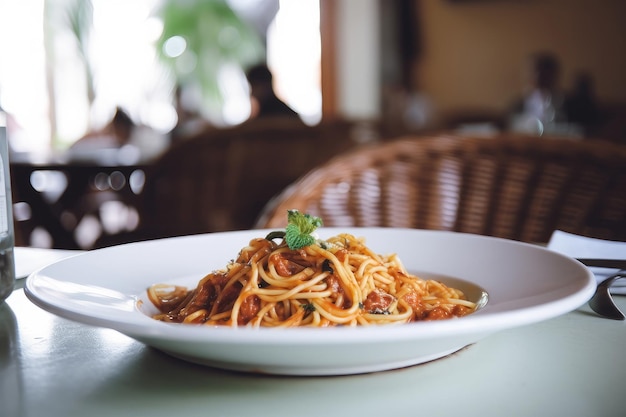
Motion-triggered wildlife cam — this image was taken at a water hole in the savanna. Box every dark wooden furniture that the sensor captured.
[10,149,148,249]
[102,119,360,245]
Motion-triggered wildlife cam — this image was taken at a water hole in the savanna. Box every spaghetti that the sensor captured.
[148,232,476,327]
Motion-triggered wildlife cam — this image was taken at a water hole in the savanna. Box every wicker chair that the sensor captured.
[256,134,626,243]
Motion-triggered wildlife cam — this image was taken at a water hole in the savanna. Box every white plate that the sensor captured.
[24,228,595,376]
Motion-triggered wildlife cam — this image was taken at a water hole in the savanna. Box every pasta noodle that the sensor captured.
[148,233,476,327]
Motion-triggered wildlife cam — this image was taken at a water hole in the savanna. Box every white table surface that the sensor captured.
[1,248,625,417]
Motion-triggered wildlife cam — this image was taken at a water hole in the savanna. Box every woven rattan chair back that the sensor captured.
[256,135,626,243]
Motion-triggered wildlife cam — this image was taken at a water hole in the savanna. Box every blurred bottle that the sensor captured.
[0,111,15,303]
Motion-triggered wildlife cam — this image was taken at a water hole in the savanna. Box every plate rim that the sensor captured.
[24,228,596,344]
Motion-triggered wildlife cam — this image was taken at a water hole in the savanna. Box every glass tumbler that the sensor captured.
[0,114,15,303]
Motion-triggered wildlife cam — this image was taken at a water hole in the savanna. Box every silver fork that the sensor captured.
[587,271,626,320]
[576,259,626,321]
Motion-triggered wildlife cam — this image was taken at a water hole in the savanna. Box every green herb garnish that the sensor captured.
[264,209,323,250]
[284,209,322,249]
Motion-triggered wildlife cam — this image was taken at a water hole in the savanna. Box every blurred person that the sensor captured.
[72,107,134,150]
[71,107,169,160]
[510,52,567,135]
[244,63,301,122]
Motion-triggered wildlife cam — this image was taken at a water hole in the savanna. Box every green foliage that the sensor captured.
[155,0,264,114]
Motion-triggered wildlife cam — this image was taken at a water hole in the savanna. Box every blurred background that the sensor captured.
[1,0,625,249]
[0,0,322,151]
[2,0,625,151]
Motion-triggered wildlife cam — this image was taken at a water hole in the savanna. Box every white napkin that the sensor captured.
[548,230,626,295]
[14,247,82,279]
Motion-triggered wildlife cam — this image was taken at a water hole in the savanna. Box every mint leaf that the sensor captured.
[284,210,322,249]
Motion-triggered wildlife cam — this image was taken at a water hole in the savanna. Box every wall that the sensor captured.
[415,0,626,124]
